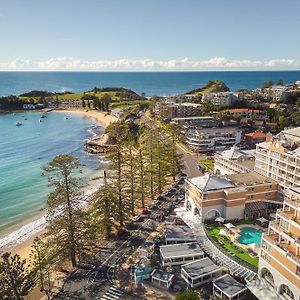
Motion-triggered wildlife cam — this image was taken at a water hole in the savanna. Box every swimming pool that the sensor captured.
[238,227,262,245]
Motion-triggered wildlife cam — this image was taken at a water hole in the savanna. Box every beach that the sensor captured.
[0,109,117,261]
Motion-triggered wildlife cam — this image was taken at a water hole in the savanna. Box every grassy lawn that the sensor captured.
[199,159,214,173]
[205,224,259,268]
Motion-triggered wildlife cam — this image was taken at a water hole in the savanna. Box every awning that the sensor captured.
[219,228,229,236]
[215,217,225,223]
[257,217,268,223]
[225,223,235,229]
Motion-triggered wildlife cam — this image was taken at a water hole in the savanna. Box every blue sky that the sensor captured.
[0,0,299,70]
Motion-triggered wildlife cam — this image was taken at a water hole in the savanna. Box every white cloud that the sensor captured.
[0,57,299,71]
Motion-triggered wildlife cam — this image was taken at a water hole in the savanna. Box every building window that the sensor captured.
[297,266,300,277]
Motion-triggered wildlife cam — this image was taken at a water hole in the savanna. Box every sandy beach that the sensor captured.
[1,108,117,262]
[57,108,118,128]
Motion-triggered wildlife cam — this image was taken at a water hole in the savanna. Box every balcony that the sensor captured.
[263,233,300,266]
[284,198,300,210]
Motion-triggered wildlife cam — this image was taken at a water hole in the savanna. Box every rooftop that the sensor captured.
[151,269,174,282]
[227,171,275,186]
[182,257,222,279]
[245,131,267,139]
[188,174,235,192]
[219,146,255,160]
[164,225,195,242]
[160,242,204,259]
[225,108,264,113]
[213,274,247,297]
[189,126,241,134]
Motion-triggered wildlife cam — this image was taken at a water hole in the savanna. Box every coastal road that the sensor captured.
[141,114,201,178]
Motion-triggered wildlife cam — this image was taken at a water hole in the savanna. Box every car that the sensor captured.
[132,215,142,222]
[142,209,151,215]
[154,200,161,205]
[117,228,129,237]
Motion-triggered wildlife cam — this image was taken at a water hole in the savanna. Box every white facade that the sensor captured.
[202,92,238,106]
[185,127,242,152]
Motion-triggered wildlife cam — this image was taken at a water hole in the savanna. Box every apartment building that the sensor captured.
[214,146,255,175]
[271,85,287,102]
[185,126,242,152]
[185,172,279,221]
[171,116,218,128]
[254,127,300,197]
[244,132,267,149]
[202,92,238,106]
[223,108,269,121]
[155,102,201,122]
[259,187,300,300]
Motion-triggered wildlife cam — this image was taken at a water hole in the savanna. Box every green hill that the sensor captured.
[185,80,230,96]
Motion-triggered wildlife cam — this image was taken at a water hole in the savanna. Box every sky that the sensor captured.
[0,0,300,71]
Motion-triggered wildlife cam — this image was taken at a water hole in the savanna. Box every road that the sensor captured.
[141,114,201,178]
[54,182,185,300]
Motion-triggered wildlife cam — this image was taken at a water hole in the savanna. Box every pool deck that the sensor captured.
[228,224,266,254]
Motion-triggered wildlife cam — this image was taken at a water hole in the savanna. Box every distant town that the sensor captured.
[1,79,300,300]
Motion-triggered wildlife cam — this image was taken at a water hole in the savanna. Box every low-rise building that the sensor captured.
[171,116,218,128]
[213,274,248,300]
[185,172,280,221]
[202,92,238,106]
[185,126,242,152]
[258,187,300,300]
[223,108,268,121]
[150,269,175,289]
[155,102,201,122]
[160,242,204,267]
[134,265,152,284]
[181,257,223,288]
[214,146,255,175]
[244,131,267,149]
[164,225,196,244]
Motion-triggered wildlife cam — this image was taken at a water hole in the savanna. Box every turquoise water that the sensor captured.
[0,111,103,232]
[0,71,300,96]
[238,227,262,245]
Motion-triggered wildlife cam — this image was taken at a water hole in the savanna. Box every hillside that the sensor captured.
[18,87,144,103]
[185,80,230,96]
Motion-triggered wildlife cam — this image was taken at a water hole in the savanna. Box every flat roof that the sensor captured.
[227,171,275,186]
[164,225,195,241]
[213,274,247,297]
[282,127,300,139]
[182,257,222,279]
[160,242,204,259]
[190,126,241,133]
[172,116,214,120]
[151,269,174,282]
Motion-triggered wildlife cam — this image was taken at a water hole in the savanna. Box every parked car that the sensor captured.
[132,215,142,222]
[142,209,151,215]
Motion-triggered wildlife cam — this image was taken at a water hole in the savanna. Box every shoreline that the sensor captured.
[0,108,117,260]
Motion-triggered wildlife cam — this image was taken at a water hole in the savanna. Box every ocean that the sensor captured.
[0,71,300,97]
[0,111,104,249]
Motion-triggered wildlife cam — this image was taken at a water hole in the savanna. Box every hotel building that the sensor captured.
[202,92,238,106]
[184,172,280,221]
[255,127,300,197]
[259,187,300,300]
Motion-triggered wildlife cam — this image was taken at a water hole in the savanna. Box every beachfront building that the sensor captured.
[150,269,175,289]
[212,274,248,300]
[202,92,238,106]
[254,127,300,197]
[258,187,300,300]
[160,242,204,267]
[222,108,269,121]
[185,126,242,152]
[181,257,223,288]
[154,102,201,122]
[184,172,280,221]
[164,225,196,244]
[214,146,255,175]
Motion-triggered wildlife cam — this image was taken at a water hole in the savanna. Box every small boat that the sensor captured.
[65,117,69,120]
[16,122,22,126]
[39,119,42,123]
[24,118,28,120]
[41,114,47,119]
